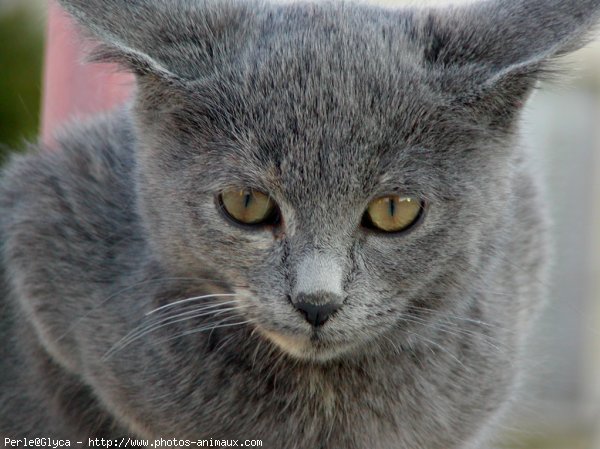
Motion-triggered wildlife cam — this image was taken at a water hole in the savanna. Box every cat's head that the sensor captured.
[59,0,600,362]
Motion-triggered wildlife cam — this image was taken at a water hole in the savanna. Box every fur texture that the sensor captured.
[1,1,599,447]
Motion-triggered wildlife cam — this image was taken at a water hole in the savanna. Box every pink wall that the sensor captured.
[41,1,134,143]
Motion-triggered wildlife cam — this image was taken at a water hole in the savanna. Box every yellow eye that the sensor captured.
[219,189,277,225]
[363,196,423,233]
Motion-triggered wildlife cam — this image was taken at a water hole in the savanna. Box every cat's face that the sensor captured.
[133,10,517,361]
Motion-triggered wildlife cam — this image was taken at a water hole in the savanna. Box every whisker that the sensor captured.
[409,331,469,372]
[143,300,240,326]
[105,307,239,359]
[400,315,508,355]
[214,334,238,354]
[132,304,241,342]
[56,276,247,343]
[162,319,254,343]
[406,305,500,329]
[251,337,264,370]
[131,300,241,341]
[146,293,238,316]
[381,334,403,356]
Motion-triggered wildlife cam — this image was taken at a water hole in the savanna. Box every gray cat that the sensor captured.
[1,0,599,448]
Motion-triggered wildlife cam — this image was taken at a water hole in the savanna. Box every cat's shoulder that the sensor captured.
[0,108,141,284]
[3,107,134,201]
[0,108,137,232]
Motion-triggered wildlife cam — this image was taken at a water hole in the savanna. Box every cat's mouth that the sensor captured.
[257,327,354,362]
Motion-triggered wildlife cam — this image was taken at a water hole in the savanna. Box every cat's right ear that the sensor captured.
[56,0,257,82]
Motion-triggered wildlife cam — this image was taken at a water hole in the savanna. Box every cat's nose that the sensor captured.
[293,293,343,327]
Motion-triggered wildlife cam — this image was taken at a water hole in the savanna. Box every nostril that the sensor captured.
[294,301,342,327]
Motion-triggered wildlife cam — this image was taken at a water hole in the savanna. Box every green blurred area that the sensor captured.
[0,4,45,165]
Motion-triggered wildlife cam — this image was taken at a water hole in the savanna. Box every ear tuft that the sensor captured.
[86,43,180,81]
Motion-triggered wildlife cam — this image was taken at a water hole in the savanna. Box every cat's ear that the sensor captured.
[56,0,256,82]
[418,0,600,126]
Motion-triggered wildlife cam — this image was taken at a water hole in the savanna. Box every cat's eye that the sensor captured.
[362,196,424,233]
[219,189,278,226]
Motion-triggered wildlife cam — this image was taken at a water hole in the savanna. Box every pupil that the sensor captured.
[243,192,252,208]
[388,198,395,217]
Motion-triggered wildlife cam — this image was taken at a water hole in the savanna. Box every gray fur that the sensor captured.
[1,0,599,447]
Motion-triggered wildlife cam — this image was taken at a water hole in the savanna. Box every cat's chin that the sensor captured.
[257,328,356,362]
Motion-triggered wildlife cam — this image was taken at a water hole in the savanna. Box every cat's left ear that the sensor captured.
[56,0,258,83]
[417,0,600,126]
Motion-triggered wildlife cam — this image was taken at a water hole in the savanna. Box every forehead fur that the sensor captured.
[136,6,481,178]
[59,0,600,207]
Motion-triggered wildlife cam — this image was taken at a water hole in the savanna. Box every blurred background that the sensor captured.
[0,0,44,162]
[0,0,599,447]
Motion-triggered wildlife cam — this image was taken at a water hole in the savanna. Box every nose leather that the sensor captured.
[293,293,343,327]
